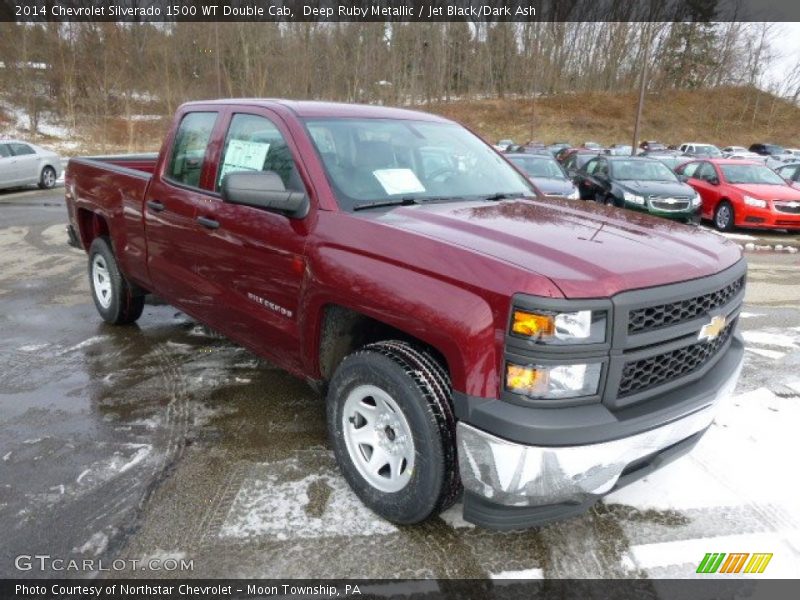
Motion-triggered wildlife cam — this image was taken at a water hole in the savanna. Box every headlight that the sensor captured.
[743,195,767,208]
[622,191,645,205]
[691,192,702,207]
[568,187,580,200]
[511,309,606,344]
[506,362,602,399]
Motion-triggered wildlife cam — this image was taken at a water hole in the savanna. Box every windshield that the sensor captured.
[305,118,533,210]
[508,156,567,179]
[720,164,787,185]
[611,160,678,182]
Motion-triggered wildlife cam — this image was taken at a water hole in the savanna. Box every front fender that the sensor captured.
[300,246,501,399]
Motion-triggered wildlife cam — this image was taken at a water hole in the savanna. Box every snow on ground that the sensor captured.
[219,450,398,541]
[607,324,800,579]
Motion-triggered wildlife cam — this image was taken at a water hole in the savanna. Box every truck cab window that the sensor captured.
[167,112,217,189]
[216,113,305,193]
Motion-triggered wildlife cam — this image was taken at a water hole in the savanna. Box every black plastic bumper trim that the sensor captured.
[66,224,81,249]
[454,334,743,447]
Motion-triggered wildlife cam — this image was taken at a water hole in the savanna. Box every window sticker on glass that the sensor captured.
[219,139,271,181]
[372,168,426,195]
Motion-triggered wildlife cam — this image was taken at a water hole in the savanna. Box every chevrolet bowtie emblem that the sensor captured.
[699,315,727,342]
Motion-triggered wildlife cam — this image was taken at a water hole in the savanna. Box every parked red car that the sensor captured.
[676,158,800,231]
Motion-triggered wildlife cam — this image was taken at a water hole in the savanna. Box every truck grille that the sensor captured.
[774,202,800,214]
[628,275,745,335]
[649,197,691,211]
[618,319,736,398]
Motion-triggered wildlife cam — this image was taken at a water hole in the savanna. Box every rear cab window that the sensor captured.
[166,112,218,189]
[0,144,10,158]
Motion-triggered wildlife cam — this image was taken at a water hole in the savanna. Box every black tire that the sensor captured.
[38,166,57,189]
[88,236,144,325]
[595,191,615,206]
[326,340,460,524]
[714,200,735,231]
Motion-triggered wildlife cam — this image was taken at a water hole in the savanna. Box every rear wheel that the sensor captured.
[326,341,460,524]
[88,237,144,325]
[714,201,735,231]
[38,166,56,189]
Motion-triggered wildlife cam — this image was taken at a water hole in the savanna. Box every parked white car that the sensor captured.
[721,146,761,159]
[679,142,722,157]
[0,140,62,190]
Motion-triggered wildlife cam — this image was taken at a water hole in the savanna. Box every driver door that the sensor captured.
[188,110,312,371]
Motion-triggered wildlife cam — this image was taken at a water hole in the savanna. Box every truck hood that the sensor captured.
[377,198,742,298]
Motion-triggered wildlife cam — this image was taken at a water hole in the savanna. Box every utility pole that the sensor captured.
[214,22,222,97]
[631,26,651,156]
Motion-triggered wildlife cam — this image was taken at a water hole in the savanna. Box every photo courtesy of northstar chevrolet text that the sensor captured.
[0,0,799,596]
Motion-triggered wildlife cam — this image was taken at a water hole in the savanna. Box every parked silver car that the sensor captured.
[0,140,62,190]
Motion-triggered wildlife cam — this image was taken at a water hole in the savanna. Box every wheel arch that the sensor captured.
[75,208,110,250]
[315,304,453,388]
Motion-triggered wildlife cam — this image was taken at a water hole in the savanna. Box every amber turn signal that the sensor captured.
[511,310,555,338]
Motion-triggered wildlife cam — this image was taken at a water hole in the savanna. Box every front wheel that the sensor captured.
[88,237,144,325]
[714,201,735,231]
[326,341,460,524]
[38,166,57,189]
[595,191,614,206]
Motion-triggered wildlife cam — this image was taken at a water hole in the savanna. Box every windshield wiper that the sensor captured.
[352,196,465,211]
[483,192,528,201]
[353,197,421,211]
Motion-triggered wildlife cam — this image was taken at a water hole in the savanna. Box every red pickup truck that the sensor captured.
[65,100,746,529]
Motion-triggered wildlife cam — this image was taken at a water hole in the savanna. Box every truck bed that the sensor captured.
[66,153,159,287]
[73,153,160,175]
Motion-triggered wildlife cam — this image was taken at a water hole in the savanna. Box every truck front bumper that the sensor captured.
[457,339,743,529]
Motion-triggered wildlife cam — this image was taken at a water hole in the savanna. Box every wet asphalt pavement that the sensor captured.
[1,187,799,580]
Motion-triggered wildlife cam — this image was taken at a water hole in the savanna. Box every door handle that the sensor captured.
[197,216,220,230]
[146,200,165,212]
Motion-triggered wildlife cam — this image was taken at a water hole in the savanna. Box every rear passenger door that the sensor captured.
[8,143,39,184]
[0,144,15,187]
[144,110,221,313]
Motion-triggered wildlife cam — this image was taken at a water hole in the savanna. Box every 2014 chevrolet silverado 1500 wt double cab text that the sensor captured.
[64,100,745,529]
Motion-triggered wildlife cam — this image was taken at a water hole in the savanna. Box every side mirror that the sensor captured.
[709,176,720,186]
[677,174,689,183]
[221,171,309,218]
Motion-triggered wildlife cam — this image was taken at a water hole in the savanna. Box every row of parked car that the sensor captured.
[497,139,800,232]
[0,139,62,191]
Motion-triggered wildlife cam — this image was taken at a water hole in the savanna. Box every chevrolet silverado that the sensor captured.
[65,100,745,529]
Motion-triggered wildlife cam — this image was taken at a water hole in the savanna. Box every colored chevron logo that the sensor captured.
[696,552,773,574]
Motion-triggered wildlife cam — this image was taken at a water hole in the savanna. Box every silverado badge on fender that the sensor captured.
[699,315,727,342]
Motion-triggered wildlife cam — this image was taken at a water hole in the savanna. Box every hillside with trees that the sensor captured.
[1,20,798,152]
